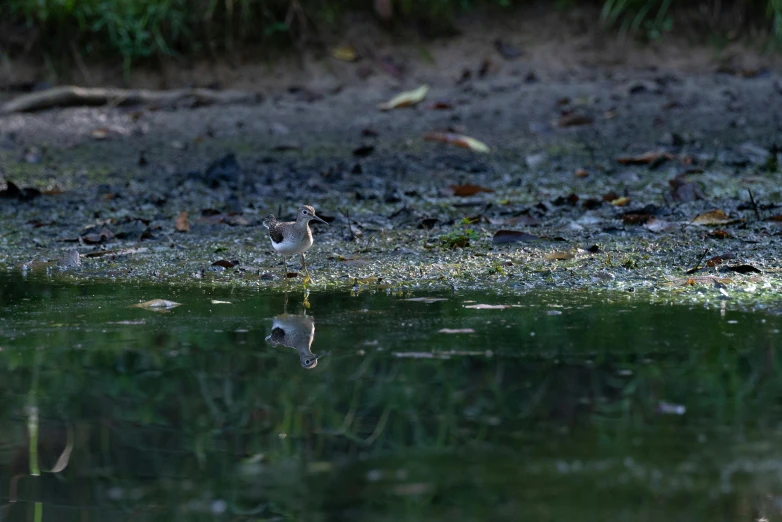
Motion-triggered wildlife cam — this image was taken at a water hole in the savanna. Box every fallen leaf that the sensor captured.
[353,145,375,157]
[707,229,732,239]
[616,151,674,165]
[574,168,589,178]
[492,230,541,244]
[0,181,21,198]
[405,297,447,303]
[692,209,741,226]
[464,304,511,310]
[439,328,476,334]
[132,299,181,311]
[332,45,358,62]
[429,101,454,110]
[175,211,190,232]
[705,254,736,267]
[611,196,631,207]
[545,251,575,261]
[558,113,593,127]
[212,259,238,269]
[767,215,782,222]
[377,85,428,110]
[447,184,494,197]
[724,264,762,274]
[622,213,654,225]
[423,132,490,153]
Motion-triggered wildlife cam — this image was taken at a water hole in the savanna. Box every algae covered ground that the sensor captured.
[0,32,781,313]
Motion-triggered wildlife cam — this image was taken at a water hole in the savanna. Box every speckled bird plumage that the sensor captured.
[263,205,327,278]
[265,314,328,369]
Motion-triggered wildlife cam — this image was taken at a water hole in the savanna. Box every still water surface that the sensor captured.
[0,272,781,521]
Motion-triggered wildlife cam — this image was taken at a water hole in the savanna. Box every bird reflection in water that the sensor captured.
[265,293,329,369]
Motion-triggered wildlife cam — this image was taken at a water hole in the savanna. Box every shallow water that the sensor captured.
[0,272,781,521]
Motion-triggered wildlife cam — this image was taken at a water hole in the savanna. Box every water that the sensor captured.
[0,272,781,521]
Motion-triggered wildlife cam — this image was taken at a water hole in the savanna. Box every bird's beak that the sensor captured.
[315,351,331,360]
[312,215,328,225]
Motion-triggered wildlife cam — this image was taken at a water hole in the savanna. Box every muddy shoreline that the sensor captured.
[1,24,781,312]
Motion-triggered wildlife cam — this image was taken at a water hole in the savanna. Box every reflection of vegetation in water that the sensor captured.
[0,273,781,520]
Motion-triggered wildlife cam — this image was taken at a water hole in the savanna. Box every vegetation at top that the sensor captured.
[1,0,781,72]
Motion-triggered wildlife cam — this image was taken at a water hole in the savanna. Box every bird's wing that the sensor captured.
[267,222,285,243]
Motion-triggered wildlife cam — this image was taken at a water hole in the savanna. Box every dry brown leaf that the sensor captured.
[558,113,594,127]
[447,184,494,197]
[574,168,589,178]
[378,85,428,110]
[707,229,732,239]
[175,211,190,232]
[545,251,575,261]
[611,196,631,207]
[616,150,674,165]
[424,132,490,153]
[692,209,741,226]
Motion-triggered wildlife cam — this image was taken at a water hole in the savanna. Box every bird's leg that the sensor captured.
[301,253,311,278]
[281,255,288,280]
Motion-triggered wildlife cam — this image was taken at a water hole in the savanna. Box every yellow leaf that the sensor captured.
[377,85,428,110]
[423,132,490,153]
[545,251,575,261]
[332,45,358,62]
[692,209,740,226]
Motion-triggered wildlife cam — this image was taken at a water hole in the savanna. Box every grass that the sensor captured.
[1,0,782,73]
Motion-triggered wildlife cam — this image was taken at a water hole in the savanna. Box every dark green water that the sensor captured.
[1,272,781,521]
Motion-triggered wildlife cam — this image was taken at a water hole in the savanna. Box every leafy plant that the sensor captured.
[440,218,480,249]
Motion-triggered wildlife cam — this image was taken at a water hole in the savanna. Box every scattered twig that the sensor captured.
[685,248,711,274]
[748,189,761,221]
[0,86,262,114]
[340,207,356,241]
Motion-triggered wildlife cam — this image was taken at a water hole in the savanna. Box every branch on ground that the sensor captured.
[0,86,263,114]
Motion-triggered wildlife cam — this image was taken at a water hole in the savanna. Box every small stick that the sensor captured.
[748,189,761,221]
[686,248,710,274]
[340,207,356,241]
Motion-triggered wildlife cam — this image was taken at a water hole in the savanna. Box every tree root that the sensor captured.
[0,86,262,114]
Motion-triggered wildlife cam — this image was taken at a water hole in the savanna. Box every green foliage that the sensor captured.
[440,217,480,249]
[2,0,782,70]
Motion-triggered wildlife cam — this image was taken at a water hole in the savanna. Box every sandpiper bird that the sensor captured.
[265,313,328,369]
[263,205,327,279]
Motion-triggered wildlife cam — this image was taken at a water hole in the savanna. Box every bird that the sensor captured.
[263,205,328,279]
[265,313,328,369]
